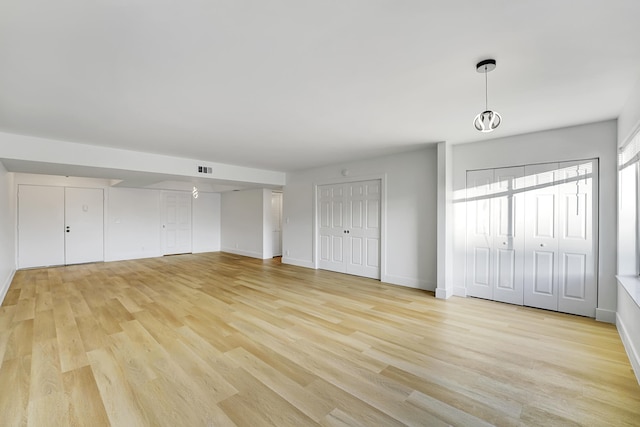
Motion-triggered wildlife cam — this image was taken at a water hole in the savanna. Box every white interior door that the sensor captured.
[492,167,525,305]
[345,180,381,279]
[466,167,524,304]
[318,180,381,279]
[64,187,104,265]
[271,192,283,257]
[162,191,192,255]
[18,185,65,268]
[465,169,494,299]
[556,160,598,317]
[318,184,346,273]
[468,159,598,317]
[523,163,560,311]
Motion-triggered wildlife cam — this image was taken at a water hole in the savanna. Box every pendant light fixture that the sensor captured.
[473,59,501,132]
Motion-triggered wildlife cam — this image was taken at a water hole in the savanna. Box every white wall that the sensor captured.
[193,192,221,253]
[283,148,437,290]
[617,76,640,384]
[11,174,221,265]
[105,187,162,261]
[221,189,270,259]
[0,162,16,304]
[619,77,640,145]
[451,120,618,321]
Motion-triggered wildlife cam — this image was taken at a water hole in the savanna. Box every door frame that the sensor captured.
[313,173,387,281]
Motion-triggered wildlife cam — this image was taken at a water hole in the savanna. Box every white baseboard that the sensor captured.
[453,286,467,297]
[281,257,315,269]
[0,268,16,306]
[220,248,264,259]
[435,288,453,299]
[595,308,616,324]
[617,312,640,386]
[381,274,434,291]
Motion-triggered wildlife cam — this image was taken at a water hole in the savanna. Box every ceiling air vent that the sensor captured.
[197,166,213,174]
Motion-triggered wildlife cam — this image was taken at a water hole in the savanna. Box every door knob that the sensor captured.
[540,243,545,247]
[66,226,70,233]
[502,242,507,245]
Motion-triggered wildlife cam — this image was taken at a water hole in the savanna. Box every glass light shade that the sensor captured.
[192,186,199,199]
[473,110,502,132]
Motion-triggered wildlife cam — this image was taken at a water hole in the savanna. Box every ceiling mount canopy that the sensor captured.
[473,59,502,133]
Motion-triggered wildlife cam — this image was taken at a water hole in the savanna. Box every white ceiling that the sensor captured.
[1,0,640,173]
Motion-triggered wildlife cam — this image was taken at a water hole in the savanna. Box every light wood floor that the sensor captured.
[0,253,638,426]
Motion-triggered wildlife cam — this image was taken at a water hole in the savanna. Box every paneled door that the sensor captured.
[161,191,192,255]
[18,185,104,268]
[65,187,104,265]
[466,167,525,304]
[523,160,598,317]
[466,159,598,317]
[318,180,381,279]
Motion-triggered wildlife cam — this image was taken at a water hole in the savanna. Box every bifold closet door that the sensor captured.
[466,167,524,304]
[318,180,381,279]
[523,160,598,317]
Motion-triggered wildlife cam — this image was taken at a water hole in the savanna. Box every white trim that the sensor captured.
[382,274,433,290]
[435,288,453,299]
[0,269,16,305]
[595,308,616,324]
[220,248,264,259]
[454,286,467,297]
[281,257,315,269]
[617,312,640,386]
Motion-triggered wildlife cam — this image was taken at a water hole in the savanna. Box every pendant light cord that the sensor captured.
[485,66,488,111]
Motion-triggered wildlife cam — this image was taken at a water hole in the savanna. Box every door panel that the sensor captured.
[345,180,381,279]
[465,169,494,299]
[556,160,597,317]
[18,185,65,268]
[65,187,104,265]
[524,163,560,311]
[318,184,347,273]
[492,167,525,304]
[162,191,192,255]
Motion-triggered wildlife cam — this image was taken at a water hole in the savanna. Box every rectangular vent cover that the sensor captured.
[197,166,213,174]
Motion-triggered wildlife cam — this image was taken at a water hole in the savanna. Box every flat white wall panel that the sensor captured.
[221,189,266,259]
[192,192,221,253]
[0,162,16,304]
[105,187,162,261]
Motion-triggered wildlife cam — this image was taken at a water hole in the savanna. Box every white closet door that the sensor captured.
[162,191,192,255]
[65,187,104,265]
[345,180,381,279]
[523,163,560,311]
[556,160,598,317]
[492,167,525,305]
[18,185,65,268]
[465,169,494,299]
[318,184,346,273]
[318,180,381,279]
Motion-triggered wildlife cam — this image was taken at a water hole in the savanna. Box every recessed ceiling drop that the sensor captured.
[473,59,502,133]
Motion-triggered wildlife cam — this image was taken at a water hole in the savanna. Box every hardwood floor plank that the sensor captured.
[0,252,638,426]
[62,365,110,426]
